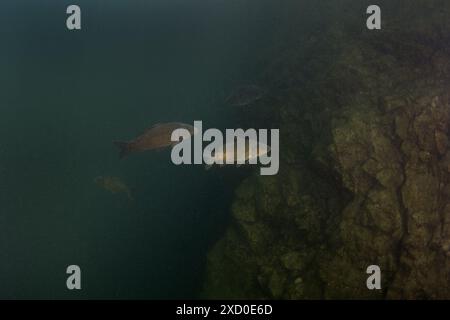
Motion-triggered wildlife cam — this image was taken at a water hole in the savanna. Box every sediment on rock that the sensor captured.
[202,2,450,299]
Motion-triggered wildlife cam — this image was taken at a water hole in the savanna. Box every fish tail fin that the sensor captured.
[113,141,132,159]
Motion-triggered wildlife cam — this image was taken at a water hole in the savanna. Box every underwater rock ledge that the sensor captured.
[202,3,450,300]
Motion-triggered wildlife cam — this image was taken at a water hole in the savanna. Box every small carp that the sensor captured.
[226,85,265,107]
[94,176,133,201]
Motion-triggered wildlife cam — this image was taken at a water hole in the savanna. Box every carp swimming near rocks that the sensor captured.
[225,84,265,107]
[113,122,198,159]
[204,137,271,168]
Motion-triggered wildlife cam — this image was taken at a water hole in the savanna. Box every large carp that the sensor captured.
[113,122,197,158]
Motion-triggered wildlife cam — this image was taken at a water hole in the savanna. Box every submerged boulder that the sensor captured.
[202,1,450,299]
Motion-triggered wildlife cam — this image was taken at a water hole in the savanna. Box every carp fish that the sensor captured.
[113,122,197,158]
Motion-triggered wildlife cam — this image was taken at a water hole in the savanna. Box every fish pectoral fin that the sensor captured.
[113,141,132,159]
[121,188,133,200]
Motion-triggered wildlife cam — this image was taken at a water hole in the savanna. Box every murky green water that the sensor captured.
[0,0,286,299]
[2,0,449,300]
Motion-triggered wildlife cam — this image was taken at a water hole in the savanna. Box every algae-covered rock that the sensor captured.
[281,252,305,271]
[200,227,264,299]
[268,269,287,298]
[202,1,450,299]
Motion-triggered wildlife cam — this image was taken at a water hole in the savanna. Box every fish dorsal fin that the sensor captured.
[150,123,164,129]
[146,122,180,130]
[142,123,164,134]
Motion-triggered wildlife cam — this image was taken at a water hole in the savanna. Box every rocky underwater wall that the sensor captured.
[202,1,450,299]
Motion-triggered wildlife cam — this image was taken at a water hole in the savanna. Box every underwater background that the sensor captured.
[1,0,450,299]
